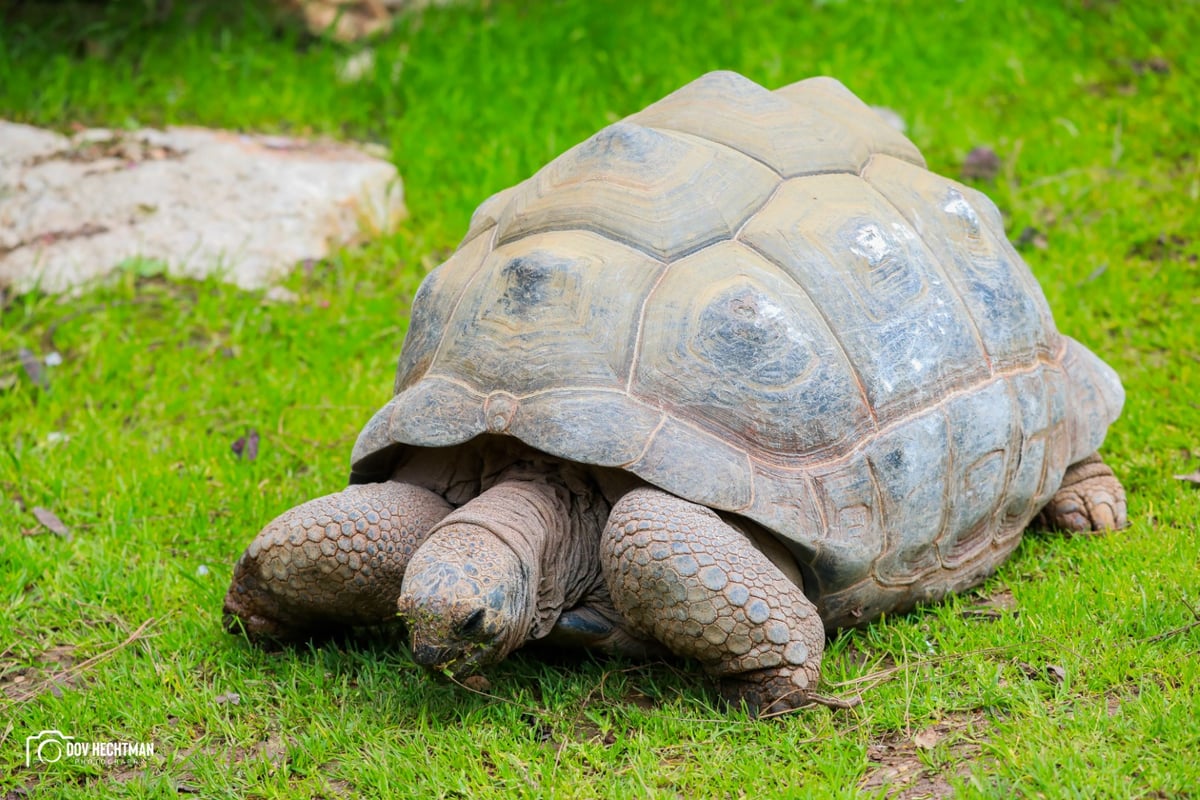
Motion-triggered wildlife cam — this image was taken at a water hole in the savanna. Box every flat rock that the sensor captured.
[0,122,405,293]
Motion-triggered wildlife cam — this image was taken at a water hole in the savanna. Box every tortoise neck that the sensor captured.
[408,467,610,664]
[475,467,611,645]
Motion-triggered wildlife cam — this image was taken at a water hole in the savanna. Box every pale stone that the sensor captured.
[0,121,406,294]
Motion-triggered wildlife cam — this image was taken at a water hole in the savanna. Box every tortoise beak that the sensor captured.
[411,642,456,671]
[409,631,494,678]
[398,596,503,676]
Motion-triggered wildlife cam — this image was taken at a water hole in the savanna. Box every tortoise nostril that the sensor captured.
[457,608,486,637]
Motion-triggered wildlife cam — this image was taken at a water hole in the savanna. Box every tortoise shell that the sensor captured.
[351,72,1123,626]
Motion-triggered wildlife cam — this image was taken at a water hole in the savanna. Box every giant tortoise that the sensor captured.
[224,71,1126,714]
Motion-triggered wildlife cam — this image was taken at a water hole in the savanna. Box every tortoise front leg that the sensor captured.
[224,482,452,642]
[1037,452,1127,533]
[599,487,824,715]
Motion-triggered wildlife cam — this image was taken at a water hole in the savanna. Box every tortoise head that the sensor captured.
[397,523,535,678]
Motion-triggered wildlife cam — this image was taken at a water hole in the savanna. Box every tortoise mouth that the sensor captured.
[410,639,495,677]
[399,595,510,676]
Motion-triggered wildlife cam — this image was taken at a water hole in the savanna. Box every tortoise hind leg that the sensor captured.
[1036,452,1127,533]
[599,487,825,716]
[224,482,452,642]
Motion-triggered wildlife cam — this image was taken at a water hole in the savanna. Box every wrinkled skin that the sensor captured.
[224,448,1125,715]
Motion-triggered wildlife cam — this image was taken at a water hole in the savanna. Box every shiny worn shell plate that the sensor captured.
[352,72,1123,626]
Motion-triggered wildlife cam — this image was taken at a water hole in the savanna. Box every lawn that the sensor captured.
[1,0,1198,797]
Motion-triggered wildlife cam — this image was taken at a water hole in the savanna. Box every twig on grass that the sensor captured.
[1146,595,1200,643]
[756,690,863,720]
[444,671,529,709]
[827,639,1058,695]
[5,617,159,704]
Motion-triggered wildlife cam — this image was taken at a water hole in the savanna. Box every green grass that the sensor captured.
[1,0,1198,797]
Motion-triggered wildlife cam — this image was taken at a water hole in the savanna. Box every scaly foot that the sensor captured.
[224,482,451,642]
[1037,452,1127,533]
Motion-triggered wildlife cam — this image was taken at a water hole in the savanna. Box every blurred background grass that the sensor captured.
[1,1,1197,797]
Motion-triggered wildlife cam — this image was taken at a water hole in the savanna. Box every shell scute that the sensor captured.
[774,76,925,168]
[740,173,991,424]
[430,231,662,396]
[865,412,950,591]
[937,380,1015,568]
[803,452,885,603]
[630,241,874,459]
[626,416,754,512]
[628,71,871,177]
[494,122,777,261]
[507,389,663,468]
[862,155,1057,366]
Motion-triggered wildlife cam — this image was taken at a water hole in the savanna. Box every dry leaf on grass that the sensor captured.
[1015,226,1049,251]
[913,728,942,750]
[1174,468,1200,486]
[32,506,72,540]
[232,429,260,460]
[962,145,1001,181]
[18,348,47,389]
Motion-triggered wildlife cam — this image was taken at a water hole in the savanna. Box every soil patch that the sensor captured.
[858,710,991,799]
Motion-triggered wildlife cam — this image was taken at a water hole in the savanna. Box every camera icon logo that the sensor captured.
[25,730,74,766]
